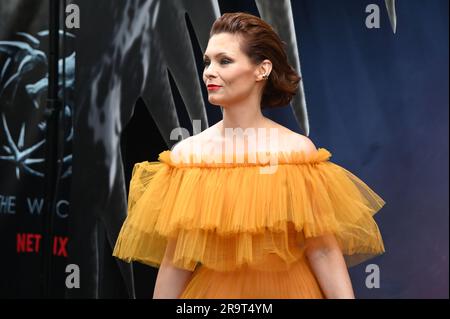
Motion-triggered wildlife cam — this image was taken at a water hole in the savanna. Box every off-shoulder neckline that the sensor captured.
[155,148,332,168]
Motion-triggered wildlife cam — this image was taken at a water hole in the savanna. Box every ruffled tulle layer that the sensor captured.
[113,148,385,271]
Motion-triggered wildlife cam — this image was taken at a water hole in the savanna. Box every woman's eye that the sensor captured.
[203,59,231,67]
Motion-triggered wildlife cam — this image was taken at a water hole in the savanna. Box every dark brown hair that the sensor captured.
[210,12,301,108]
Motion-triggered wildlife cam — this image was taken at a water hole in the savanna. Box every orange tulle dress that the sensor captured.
[112,147,386,299]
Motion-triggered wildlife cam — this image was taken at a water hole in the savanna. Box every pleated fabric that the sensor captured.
[180,254,325,299]
[113,147,386,298]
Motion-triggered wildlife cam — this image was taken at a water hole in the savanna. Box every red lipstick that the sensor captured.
[207,84,222,91]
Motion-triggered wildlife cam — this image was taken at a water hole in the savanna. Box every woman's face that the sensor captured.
[203,32,263,108]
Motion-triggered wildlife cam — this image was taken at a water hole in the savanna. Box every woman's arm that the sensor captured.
[305,234,355,299]
[153,238,194,299]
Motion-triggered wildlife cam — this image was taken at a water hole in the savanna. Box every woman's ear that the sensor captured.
[257,59,272,81]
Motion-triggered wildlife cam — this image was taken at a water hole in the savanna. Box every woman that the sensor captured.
[113,12,386,299]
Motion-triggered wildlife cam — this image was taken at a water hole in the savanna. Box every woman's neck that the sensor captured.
[220,107,268,137]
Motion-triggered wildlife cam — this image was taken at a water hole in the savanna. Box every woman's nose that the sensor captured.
[204,64,217,78]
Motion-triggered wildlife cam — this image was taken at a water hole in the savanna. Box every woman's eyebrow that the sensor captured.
[203,52,230,59]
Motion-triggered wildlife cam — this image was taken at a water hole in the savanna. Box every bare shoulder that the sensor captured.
[282,131,318,155]
[260,118,318,155]
[171,135,195,156]
[170,126,218,156]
